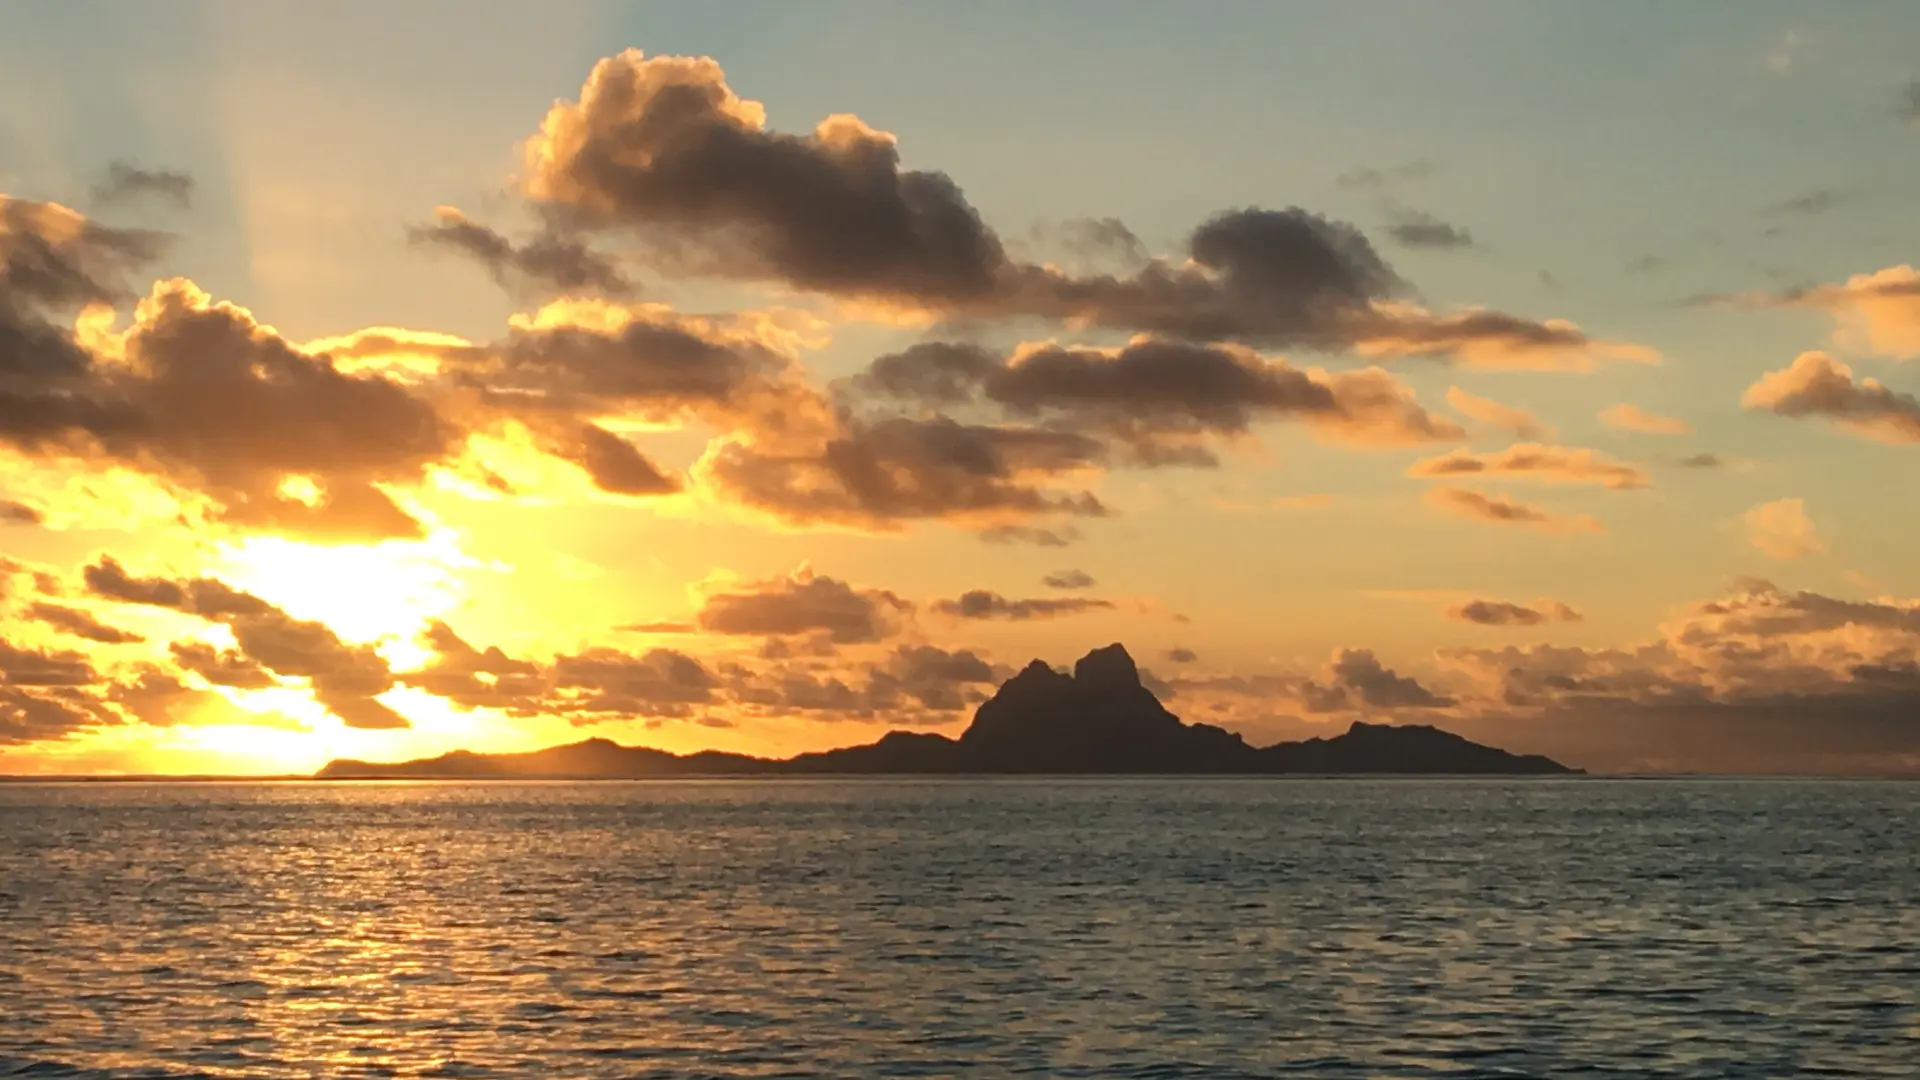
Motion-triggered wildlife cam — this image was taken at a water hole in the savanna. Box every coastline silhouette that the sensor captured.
[319,644,1576,778]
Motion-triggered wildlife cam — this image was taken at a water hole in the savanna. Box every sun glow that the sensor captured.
[210,532,478,647]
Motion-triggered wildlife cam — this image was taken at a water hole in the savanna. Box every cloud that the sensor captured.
[1309,648,1453,710]
[1706,265,1920,359]
[1385,209,1473,250]
[931,590,1115,621]
[519,53,1638,363]
[1758,188,1855,217]
[1624,255,1667,275]
[1423,487,1604,534]
[0,500,42,525]
[407,206,635,299]
[1745,498,1826,561]
[549,647,719,720]
[1165,647,1198,664]
[1677,453,1725,469]
[978,524,1079,547]
[695,568,911,644]
[1598,403,1691,435]
[522,50,1003,305]
[1351,305,1659,371]
[1742,351,1920,444]
[1042,569,1096,590]
[27,602,144,644]
[698,415,1109,533]
[3,275,458,540]
[1447,599,1583,626]
[90,161,193,210]
[1408,443,1649,489]
[1897,79,1920,129]
[1446,386,1552,439]
[853,338,1463,462]
[1335,160,1437,190]
[167,641,275,689]
[82,557,406,728]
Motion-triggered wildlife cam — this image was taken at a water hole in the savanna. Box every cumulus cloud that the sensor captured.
[407,206,635,299]
[1705,266,1920,359]
[518,51,1641,364]
[1745,498,1826,561]
[1308,649,1453,711]
[1742,351,1920,444]
[1446,386,1552,439]
[1447,599,1583,626]
[1598,403,1691,435]
[0,500,42,524]
[1423,487,1604,534]
[1409,443,1649,489]
[695,568,912,644]
[1042,569,1096,590]
[90,161,193,210]
[931,590,1115,621]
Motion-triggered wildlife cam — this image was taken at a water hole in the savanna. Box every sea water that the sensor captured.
[1,778,1915,1078]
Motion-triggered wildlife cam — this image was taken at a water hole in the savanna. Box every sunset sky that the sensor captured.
[3,1,1919,775]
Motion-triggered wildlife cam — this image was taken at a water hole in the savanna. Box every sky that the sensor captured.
[2,1,1919,776]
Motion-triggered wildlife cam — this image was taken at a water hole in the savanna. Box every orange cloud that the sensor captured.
[1446,387,1553,439]
[1744,498,1826,561]
[1742,351,1920,444]
[1423,487,1604,534]
[1408,443,1649,489]
[1598,403,1691,435]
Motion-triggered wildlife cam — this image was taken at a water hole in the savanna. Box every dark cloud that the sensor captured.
[616,620,695,634]
[2,195,166,389]
[1625,255,1667,275]
[27,602,144,644]
[408,207,635,299]
[700,416,1109,532]
[1676,453,1724,469]
[1423,487,1604,534]
[931,590,1115,621]
[523,50,1004,304]
[1896,79,1920,129]
[1306,649,1453,711]
[1743,351,1920,444]
[1042,569,1096,590]
[1409,443,1649,489]
[4,276,458,540]
[1447,599,1582,627]
[696,570,912,644]
[854,338,1463,462]
[521,55,1625,365]
[0,638,99,687]
[83,557,405,728]
[1689,266,1920,359]
[0,500,41,524]
[90,161,193,210]
[1758,188,1856,217]
[550,647,719,720]
[1335,160,1437,190]
[167,642,274,690]
[1166,647,1199,664]
[1385,210,1473,251]
[978,523,1079,547]
[879,644,997,711]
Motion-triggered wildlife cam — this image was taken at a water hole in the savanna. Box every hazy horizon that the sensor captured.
[5,2,1920,777]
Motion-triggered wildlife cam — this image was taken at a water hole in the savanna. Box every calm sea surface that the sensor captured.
[0,779,1915,1078]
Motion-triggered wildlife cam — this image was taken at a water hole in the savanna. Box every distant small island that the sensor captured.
[319,644,1577,778]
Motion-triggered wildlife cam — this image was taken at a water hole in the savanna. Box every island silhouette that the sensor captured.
[318,644,1576,777]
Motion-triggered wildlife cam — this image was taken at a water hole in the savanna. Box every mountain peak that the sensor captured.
[1073,642,1139,687]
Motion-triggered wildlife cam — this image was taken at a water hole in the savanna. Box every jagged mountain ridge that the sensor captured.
[318,643,1576,777]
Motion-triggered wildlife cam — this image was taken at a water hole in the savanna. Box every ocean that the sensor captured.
[1,778,1915,1078]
